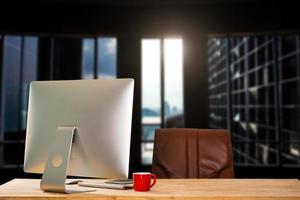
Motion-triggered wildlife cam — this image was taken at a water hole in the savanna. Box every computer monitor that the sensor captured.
[23,79,134,193]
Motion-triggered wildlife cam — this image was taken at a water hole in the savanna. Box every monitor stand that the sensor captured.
[40,126,95,193]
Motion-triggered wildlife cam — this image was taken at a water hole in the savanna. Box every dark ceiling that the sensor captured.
[3,0,275,6]
[1,0,298,35]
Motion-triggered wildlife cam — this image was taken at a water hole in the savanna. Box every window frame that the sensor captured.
[140,36,185,166]
[81,36,118,79]
[1,35,40,168]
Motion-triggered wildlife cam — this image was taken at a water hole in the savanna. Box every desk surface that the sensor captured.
[1,179,300,199]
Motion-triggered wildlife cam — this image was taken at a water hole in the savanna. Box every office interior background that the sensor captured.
[0,0,300,184]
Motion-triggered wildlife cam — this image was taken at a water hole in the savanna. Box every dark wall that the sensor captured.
[52,38,82,80]
[1,2,300,183]
[184,34,209,128]
[1,3,300,35]
[117,35,142,174]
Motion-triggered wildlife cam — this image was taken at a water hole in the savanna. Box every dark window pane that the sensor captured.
[21,37,38,129]
[2,36,22,137]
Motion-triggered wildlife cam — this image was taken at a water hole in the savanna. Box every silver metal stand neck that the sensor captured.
[40,126,95,193]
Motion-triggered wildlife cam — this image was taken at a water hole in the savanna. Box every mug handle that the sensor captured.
[150,173,157,188]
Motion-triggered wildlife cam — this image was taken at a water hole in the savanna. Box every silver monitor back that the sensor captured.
[24,79,134,179]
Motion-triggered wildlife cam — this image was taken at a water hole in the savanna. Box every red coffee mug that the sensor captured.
[133,172,157,191]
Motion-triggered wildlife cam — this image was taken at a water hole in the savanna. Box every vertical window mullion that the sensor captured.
[0,34,3,167]
[49,37,54,80]
[94,37,98,79]
[273,35,281,166]
[18,36,24,135]
[17,36,25,168]
[160,38,165,128]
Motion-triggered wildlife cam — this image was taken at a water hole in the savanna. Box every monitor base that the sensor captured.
[40,126,95,193]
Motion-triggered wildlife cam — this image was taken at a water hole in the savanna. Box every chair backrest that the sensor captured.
[151,128,234,178]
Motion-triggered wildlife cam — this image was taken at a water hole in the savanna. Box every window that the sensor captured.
[2,36,22,137]
[0,35,117,168]
[98,38,117,78]
[141,38,184,165]
[164,39,184,126]
[81,39,95,79]
[208,34,300,166]
[141,39,161,164]
[21,37,38,129]
[0,35,38,167]
[82,37,117,79]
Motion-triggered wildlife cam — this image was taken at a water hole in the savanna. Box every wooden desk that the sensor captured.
[1,179,300,199]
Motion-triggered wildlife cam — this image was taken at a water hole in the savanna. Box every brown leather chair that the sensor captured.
[151,128,234,178]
